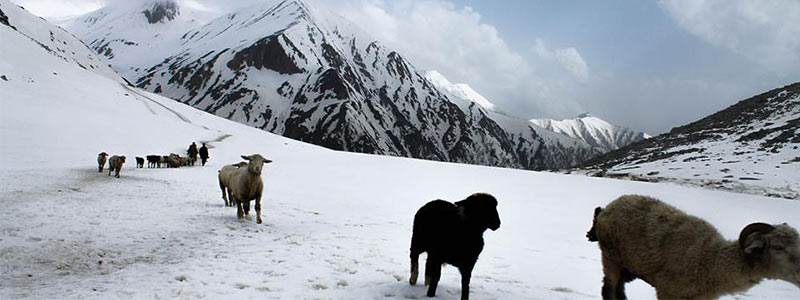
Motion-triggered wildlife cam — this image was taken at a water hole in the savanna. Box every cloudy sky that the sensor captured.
[11,0,800,134]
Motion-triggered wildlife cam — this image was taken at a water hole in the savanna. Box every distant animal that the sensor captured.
[409,193,501,300]
[107,155,126,178]
[146,155,160,168]
[135,157,144,168]
[587,194,800,299]
[227,154,271,224]
[97,152,108,172]
[218,161,248,207]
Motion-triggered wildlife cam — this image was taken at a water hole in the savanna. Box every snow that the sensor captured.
[3,1,800,299]
[531,113,650,152]
[424,70,496,111]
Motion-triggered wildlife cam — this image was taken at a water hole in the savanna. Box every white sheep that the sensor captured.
[227,154,271,224]
[218,161,247,207]
[587,194,800,299]
[97,152,108,172]
[107,155,126,178]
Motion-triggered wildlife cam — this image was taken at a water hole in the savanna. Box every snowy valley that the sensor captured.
[2,1,800,299]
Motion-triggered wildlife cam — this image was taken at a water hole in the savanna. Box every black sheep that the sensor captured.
[409,193,501,300]
[146,155,160,168]
[135,157,144,168]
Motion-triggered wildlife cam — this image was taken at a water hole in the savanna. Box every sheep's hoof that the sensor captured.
[410,273,418,285]
[257,219,262,224]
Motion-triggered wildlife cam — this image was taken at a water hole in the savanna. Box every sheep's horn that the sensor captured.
[738,222,775,250]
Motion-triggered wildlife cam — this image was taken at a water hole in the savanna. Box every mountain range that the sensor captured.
[63,0,650,170]
[581,82,800,199]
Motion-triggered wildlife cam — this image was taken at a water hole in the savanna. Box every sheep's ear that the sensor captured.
[264,159,273,164]
[739,223,775,254]
[241,155,251,161]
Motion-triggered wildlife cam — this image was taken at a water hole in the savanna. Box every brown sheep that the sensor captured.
[107,155,126,178]
[587,195,800,299]
[97,152,108,172]
[227,154,271,224]
[218,161,248,207]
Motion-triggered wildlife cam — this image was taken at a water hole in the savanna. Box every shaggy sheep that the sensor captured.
[218,161,248,207]
[135,157,144,168]
[146,155,160,168]
[587,194,800,299]
[97,152,108,172]
[409,193,501,300]
[107,155,126,178]
[227,154,271,224]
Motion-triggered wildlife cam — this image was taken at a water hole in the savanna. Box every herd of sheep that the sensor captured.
[93,150,800,300]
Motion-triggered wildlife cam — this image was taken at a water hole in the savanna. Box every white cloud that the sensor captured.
[329,0,529,89]
[532,38,589,81]
[660,0,800,69]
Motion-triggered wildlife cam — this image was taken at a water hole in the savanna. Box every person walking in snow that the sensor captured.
[187,142,198,166]
[199,143,209,166]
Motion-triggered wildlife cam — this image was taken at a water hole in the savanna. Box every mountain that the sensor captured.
[580,82,800,199]
[65,0,600,170]
[423,70,647,153]
[3,4,799,299]
[0,0,121,81]
[531,113,650,152]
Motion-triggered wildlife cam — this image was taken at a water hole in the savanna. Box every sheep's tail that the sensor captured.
[586,206,602,242]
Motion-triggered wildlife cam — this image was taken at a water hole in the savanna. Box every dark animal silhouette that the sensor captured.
[409,193,501,300]
[97,152,108,172]
[135,157,144,168]
[146,155,160,168]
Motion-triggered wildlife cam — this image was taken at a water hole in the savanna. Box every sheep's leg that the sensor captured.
[459,264,474,300]
[219,181,228,206]
[227,189,234,207]
[234,196,244,220]
[425,258,441,297]
[243,200,251,216]
[255,194,262,224]
[601,257,627,300]
[409,236,422,285]
[409,260,419,285]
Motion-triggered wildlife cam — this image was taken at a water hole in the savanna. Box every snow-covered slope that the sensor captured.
[0,0,120,81]
[65,0,599,170]
[581,82,800,199]
[531,113,650,152]
[424,70,496,111]
[3,4,800,299]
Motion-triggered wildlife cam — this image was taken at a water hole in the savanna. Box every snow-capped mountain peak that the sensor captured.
[424,70,496,111]
[531,113,650,152]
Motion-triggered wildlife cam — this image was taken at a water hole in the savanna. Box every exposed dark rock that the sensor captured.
[1,7,17,30]
[227,35,303,74]
[143,1,179,24]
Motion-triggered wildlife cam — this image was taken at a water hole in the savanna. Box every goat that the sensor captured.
[587,194,800,299]
[409,193,501,300]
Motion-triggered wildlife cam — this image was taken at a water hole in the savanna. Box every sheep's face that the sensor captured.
[457,193,501,231]
[241,154,272,175]
[762,224,800,289]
